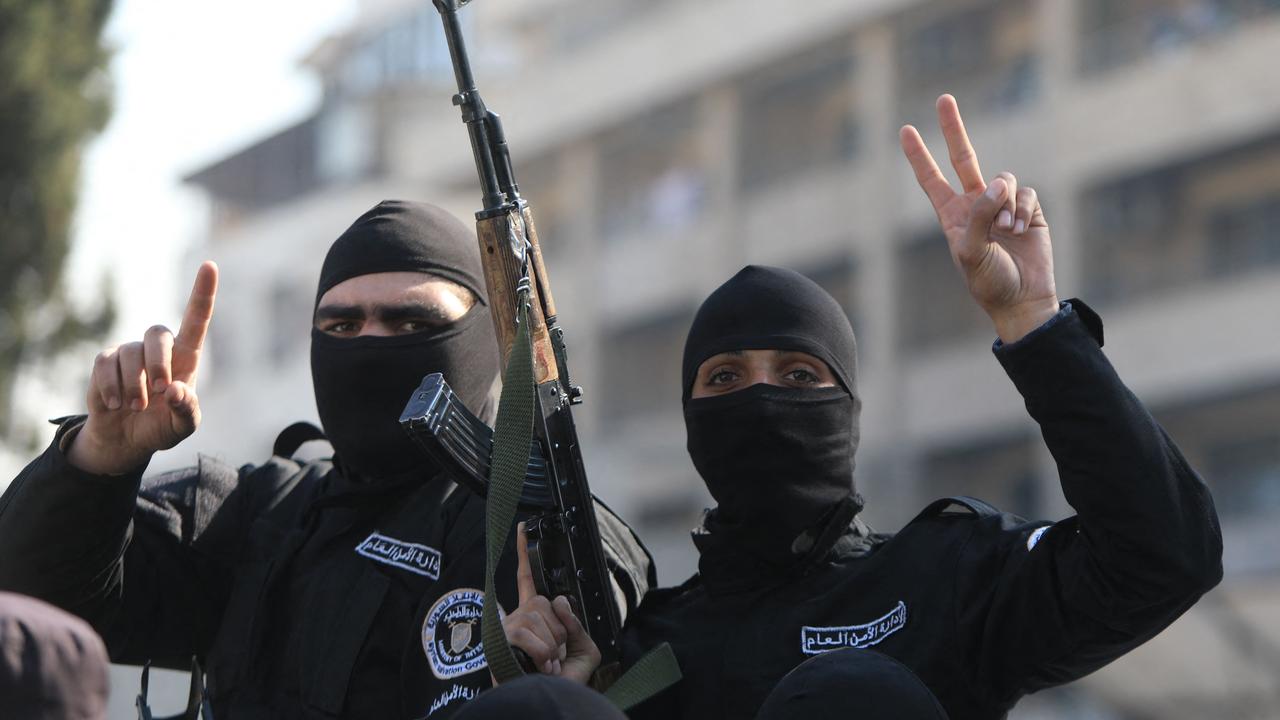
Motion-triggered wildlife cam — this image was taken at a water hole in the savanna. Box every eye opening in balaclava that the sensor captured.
[681,266,858,404]
[310,200,501,481]
[682,265,863,567]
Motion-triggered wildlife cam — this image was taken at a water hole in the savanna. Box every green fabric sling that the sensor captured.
[480,284,680,710]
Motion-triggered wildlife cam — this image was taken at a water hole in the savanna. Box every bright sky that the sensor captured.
[69,0,358,331]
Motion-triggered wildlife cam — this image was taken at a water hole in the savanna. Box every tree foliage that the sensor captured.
[0,0,117,438]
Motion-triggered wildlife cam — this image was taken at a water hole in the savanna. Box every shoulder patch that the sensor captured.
[801,601,908,655]
[422,588,503,680]
[355,532,442,579]
[1026,525,1050,551]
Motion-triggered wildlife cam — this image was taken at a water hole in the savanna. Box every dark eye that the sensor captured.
[323,320,359,335]
[397,320,432,334]
[708,369,739,385]
[784,368,820,384]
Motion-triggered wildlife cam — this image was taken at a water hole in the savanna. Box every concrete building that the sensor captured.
[183,0,1280,716]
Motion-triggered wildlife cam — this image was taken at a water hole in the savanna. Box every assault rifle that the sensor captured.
[400,0,639,689]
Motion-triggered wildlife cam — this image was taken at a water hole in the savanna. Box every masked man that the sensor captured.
[0,200,652,719]
[498,96,1223,719]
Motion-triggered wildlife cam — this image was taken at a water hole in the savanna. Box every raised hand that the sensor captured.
[498,522,601,685]
[899,95,1059,343]
[68,261,218,475]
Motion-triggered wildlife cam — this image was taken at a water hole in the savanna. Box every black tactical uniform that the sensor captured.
[0,200,654,719]
[0,419,651,720]
[622,285,1223,720]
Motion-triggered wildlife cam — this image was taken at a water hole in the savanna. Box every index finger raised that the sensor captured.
[175,261,218,358]
[899,124,957,211]
[516,522,538,605]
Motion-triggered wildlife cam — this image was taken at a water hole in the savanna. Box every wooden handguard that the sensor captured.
[476,208,559,385]
[522,205,557,322]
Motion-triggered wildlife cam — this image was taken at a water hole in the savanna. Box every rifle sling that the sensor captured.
[481,289,681,709]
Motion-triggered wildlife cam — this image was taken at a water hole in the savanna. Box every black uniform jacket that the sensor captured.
[0,425,654,719]
[621,303,1223,720]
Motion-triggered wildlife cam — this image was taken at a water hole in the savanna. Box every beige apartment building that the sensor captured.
[184,0,1280,716]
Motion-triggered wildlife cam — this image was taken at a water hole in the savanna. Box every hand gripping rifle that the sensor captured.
[399,0,679,707]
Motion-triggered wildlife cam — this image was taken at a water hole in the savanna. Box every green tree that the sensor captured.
[0,0,117,442]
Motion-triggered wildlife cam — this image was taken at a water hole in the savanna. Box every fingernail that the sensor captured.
[998,210,1013,229]
[543,660,553,674]
[552,660,562,675]
[1014,219,1026,234]
[130,399,145,411]
[152,379,166,393]
[986,180,1004,199]
[107,396,121,410]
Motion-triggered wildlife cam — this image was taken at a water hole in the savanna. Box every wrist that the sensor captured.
[990,297,1060,345]
[66,421,151,476]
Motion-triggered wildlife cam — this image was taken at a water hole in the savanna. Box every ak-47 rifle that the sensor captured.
[400,0,678,700]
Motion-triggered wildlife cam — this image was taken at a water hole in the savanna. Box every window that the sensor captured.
[596,100,708,243]
[1081,169,1186,304]
[920,435,1039,517]
[598,307,696,418]
[335,6,457,98]
[895,232,990,350]
[516,153,572,268]
[1155,384,1280,522]
[1209,195,1280,278]
[1081,133,1280,304]
[797,254,861,337]
[738,42,859,190]
[269,280,311,368]
[1079,0,1280,75]
[897,0,1040,123]
[1205,434,1280,519]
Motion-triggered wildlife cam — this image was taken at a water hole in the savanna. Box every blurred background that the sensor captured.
[2,0,1279,716]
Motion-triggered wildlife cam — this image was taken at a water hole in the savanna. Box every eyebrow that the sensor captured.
[716,350,803,357]
[314,302,451,323]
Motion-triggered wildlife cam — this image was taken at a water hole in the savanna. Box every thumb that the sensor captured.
[551,596,600,684]
[553,596,596,658]
[164,380,201,440]
[962,177,1007,265]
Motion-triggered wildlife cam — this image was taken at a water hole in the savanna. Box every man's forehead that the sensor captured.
[700,349,827,366]
[317,271,469,307]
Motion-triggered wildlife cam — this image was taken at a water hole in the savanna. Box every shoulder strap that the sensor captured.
[272,421,327,459]
[913,495,1002,523]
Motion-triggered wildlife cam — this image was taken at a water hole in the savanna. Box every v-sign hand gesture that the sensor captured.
[69,261,219,475]
[900,95,1059,343]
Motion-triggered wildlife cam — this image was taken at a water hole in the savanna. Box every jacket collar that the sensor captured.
[692,494,873,596]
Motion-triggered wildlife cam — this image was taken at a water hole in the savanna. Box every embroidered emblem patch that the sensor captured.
[422,588,502,680]
[801,601,908,655]
[355,532,442,579]
[1026,525,1050,551]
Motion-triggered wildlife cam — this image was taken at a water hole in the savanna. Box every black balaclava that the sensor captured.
[757,648,950,720]
[683,265,862,569]
[310,200,500,481]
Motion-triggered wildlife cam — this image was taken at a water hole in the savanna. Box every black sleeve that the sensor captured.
[0,417,268,668]
[953,302,1223,704]
[592,496,657,623]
